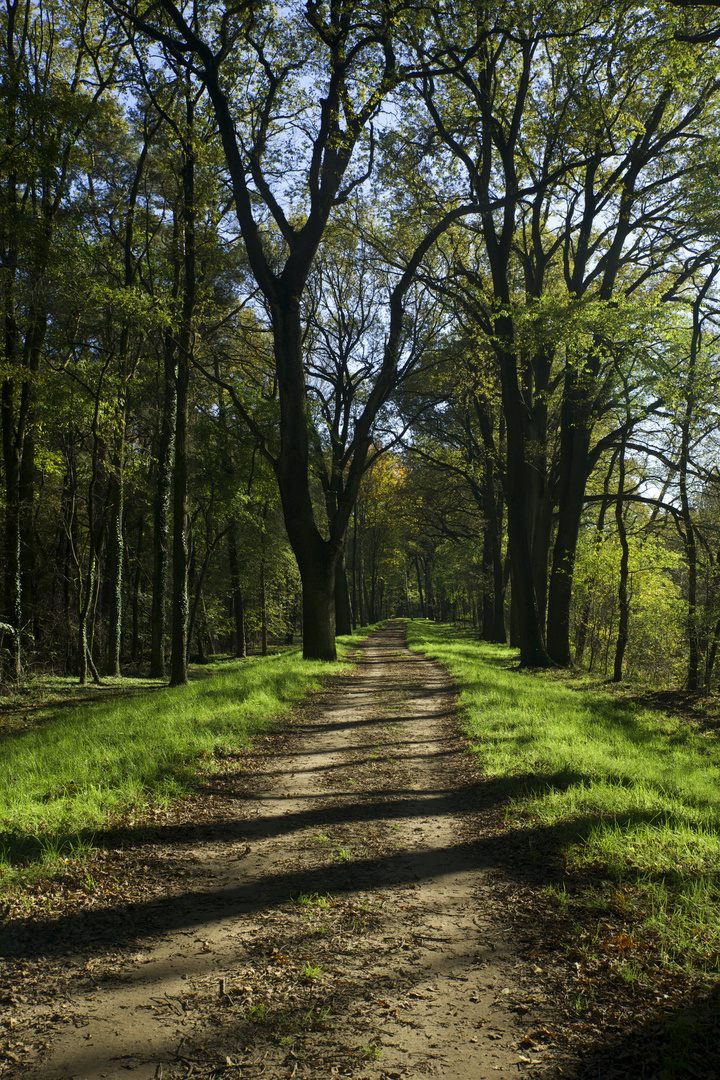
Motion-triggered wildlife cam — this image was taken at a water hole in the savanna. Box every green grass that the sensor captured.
[407,620,720,977]
[0,629,373,893]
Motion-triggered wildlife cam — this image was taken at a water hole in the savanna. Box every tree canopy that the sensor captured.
[2,0,720,686]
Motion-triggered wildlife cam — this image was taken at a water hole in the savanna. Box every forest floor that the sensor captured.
[1,623,717,1080]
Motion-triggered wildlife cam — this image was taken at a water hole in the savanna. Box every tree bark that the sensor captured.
[499,357,551,665]
[270,287,341,659]
[301,553,337,660]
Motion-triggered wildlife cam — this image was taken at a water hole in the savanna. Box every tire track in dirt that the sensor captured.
[15,623,549,1080]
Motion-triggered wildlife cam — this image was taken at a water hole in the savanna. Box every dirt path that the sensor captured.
[5,624,561,1080]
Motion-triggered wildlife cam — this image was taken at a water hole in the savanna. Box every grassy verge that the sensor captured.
[0,627,375,896]
[406,620,720,981]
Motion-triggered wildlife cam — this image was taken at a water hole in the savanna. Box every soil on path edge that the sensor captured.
[3,623,559,1080]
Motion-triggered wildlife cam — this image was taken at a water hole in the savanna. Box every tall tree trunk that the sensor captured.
[481,526,494,639]
[473,393,506,642]
[2,322,45,680]
[106,126,150,677]
[1,92,48,680]
[150,264,179,677]
[77,557,96,687]
[75,481,106,686]
[19,430,36,647]
[546,366,593,665]
[131,513,144,663]
[260,554,268,656]
[170,349,190,686]
[424,558,436,621]
[704,611,720,692]
[414,556,425,618]
[496,333,551,667]
[612,440,630,683]
[169,95,196,687]
[351,506,358,629]
[106,449,124,677]
[271,291,340,660]
[357,510,366,626]
[297,548,337,656]
[679,290,708,693]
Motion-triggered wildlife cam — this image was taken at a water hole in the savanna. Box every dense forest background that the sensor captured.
[3,0,720,688]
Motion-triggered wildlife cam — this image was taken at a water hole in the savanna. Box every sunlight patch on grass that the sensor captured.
[407,619,720,976]
[0,625,375,891]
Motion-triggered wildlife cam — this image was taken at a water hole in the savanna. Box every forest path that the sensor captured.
[17,623,555,1080]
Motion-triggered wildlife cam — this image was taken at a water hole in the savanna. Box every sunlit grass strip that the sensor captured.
[407,620,720,976]
[0,628,371,886]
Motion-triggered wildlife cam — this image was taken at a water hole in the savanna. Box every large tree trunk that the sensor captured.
[301,551,337,660]
[271,290,340,659]
[493,324,552,667]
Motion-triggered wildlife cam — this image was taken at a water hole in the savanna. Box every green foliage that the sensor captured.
[572,530,685,685]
